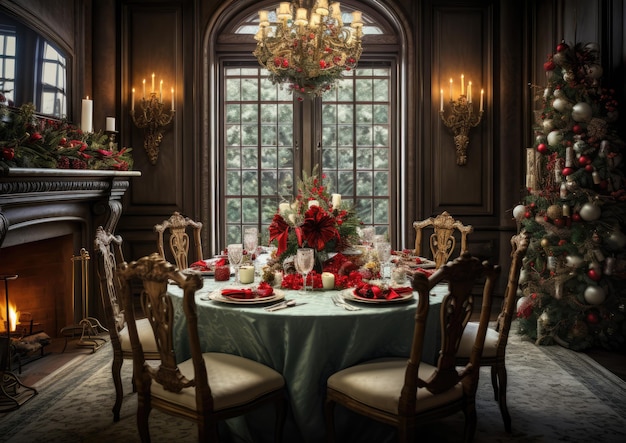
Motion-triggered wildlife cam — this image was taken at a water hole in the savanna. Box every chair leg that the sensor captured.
[137,395,152,443]
[493,362,512,433]
[324,397,337,443]
[463,398,478,443]
[111,354,123,422]
[490,364,499,401]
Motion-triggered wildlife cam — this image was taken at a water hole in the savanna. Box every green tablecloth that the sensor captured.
[169,280,446,442]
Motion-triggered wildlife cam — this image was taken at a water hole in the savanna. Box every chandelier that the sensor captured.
[253,1,363,99]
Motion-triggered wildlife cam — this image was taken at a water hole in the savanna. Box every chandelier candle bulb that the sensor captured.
[449,78,453,101]
[142,79,146,98]
[131,88,135,111]
[461,74,464,96]
[295,8,308,26]
[468,81,472,103]
[480,89,484,111]
[151,73,155,93]
[440,89,444,111]
[317,0,329,15]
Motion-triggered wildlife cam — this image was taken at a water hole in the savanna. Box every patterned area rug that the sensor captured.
[1,326,625,442]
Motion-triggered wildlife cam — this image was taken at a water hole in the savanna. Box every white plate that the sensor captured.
[340,288,414,304]
[208,288,285,305]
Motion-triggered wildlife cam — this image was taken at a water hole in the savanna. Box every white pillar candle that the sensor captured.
[331,193,341,208]
[239,266,255,284]
[279,202,291,214]
[106,117,116,132]
[81,97,93,133]
[322,272,335,289]
[273,271,283,287]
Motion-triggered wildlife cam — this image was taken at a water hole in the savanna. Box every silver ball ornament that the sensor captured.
[543,119,556,132]
[584,285,606,305]
[565,255,584,268]
[552,98,571,112]
[547,130,563,146]
[513,204,526,221]
[579,202,601,221]
[553,88,563,98]
[572,102,593,122]
[605,229,626,251]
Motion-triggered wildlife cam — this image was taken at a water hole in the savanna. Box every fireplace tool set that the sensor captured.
[60,248,108,352]
[1,274,37,412]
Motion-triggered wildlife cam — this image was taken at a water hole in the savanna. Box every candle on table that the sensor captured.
[279,202,291,214]
[273,271,283,288]
[239,266,255,284]
[480,89,484,111]
[461,74,464,96]
[81,96,93,133]
[440,89,444,111]
[131,88,135,111]
[106,117,116,132]
[322,272,335,290]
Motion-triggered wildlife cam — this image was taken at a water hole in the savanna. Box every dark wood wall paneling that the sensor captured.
[117,0,196,262]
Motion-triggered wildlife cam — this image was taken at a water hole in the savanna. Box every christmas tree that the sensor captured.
[515,41,626,351]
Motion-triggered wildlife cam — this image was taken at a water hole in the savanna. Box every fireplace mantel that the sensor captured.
[0,168,141,333]
[0,168,141,248]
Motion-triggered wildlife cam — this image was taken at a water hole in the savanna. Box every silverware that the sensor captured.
[331,294,361,311]
[264,299,305,312]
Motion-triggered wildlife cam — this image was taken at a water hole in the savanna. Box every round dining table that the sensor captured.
[168,277,447,443]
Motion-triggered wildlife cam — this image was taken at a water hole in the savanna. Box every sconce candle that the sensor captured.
[440,75,484,166]
[81,96,93,133]
[131,74,176,165]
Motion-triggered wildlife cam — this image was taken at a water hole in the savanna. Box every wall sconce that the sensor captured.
[130,73,175,165]
[439,74,484,166]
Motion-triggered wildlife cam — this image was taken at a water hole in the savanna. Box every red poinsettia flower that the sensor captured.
[268,213,291,257]
[301,205,339,251]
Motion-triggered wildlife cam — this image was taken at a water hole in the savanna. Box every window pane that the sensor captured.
[223,66,294,241]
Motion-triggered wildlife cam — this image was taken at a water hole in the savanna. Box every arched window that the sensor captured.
[208,1,407,251]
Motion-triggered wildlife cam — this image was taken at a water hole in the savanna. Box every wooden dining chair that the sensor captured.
[94,226,160,422]
[117,253,288,443]
[324,251,501,443]
[456,231,530,433]
[154,211,203,270]
[413,211,474,269]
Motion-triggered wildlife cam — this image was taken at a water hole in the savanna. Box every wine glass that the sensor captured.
[244,227,259,274]
[296,248,315,293]
[375,242,392,282]
[227,243,244,284]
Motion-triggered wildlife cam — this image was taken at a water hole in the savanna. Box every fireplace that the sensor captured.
[1,168,140,340]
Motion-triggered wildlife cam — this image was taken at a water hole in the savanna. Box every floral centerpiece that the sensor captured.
[1,99,133,171]
[263,166,363,287]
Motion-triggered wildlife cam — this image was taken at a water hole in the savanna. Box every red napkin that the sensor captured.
[414,268,434,277]
[355,284,412,300]
[221,283,274,299]
[190,258,226,272]
[222,288,254,299]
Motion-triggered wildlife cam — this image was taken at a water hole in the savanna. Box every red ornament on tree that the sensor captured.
[578,155,591,166]
[537,143,549,154]
[562,167,574,176]
[572,212,582,222]
[572,124,584,134]
[556,41,569,52]
[586,310,600,324]
[587,268,602,281]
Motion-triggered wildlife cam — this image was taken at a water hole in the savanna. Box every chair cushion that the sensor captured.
[150,352,285,411]
[119,317,159,354]
[457,321,499,358]
[327,358,462,415]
